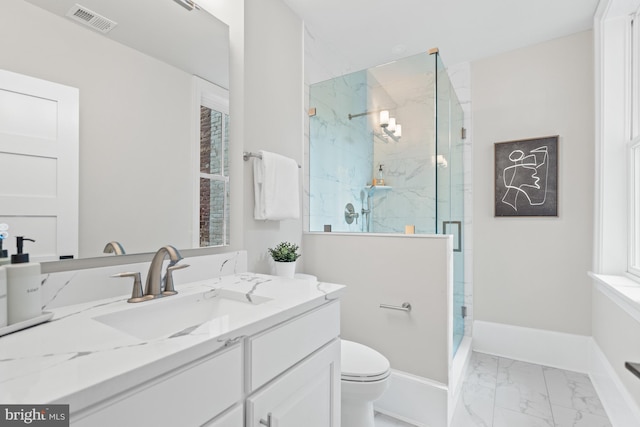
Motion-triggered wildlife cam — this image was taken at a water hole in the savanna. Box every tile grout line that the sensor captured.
[491,356,500,427]
[541,366,557,427]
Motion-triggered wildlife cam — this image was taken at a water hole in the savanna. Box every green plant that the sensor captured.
[268,241,301,262]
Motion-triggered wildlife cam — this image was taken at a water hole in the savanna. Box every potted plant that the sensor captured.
[268,241,301,278]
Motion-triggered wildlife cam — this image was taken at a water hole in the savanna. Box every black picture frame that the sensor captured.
[494,136,558,217]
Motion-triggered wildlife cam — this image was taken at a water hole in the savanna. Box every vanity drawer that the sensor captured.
[248,300,340,391]
[72,345,242,427]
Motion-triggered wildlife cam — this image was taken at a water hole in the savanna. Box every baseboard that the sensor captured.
[589,340,640,427]
[373,339,472,427]
[449,337,473,423]
[374,370,448,427]
[473,320,591,372]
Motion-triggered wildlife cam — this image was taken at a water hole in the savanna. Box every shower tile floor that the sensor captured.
[374,352,613,427]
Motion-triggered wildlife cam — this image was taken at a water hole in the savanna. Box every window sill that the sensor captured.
[589,272,640,323]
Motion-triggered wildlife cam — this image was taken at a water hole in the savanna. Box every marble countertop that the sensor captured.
[0,273,344,411]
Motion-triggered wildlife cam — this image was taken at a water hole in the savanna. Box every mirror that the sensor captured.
[1,0,229,259]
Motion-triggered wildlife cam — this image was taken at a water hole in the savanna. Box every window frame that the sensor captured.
[192,77,230,248]
[629,11,640,278]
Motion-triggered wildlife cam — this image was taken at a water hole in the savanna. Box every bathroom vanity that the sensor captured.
[0,265,344,426]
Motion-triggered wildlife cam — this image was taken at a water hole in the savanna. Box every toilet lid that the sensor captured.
[341,340,390,382]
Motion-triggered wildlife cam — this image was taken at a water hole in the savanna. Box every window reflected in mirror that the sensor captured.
[199,104,230,247]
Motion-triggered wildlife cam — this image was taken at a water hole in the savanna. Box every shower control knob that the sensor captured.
[344,203,359,224]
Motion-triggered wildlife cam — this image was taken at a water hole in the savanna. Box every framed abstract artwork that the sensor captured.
[494,136,558,217]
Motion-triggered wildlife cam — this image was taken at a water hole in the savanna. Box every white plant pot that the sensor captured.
[273,261,296,278]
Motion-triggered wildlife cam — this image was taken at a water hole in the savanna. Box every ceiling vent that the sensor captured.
[65,4,117,34]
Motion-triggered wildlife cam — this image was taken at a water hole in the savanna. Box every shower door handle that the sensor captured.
[442,221,462,252]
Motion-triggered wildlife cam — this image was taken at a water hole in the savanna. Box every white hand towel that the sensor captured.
[253,150,300,220]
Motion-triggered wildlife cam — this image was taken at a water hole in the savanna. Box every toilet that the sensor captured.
[340,339,391,427]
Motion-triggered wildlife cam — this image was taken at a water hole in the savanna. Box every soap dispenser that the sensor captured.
[0,237,9,266]
[6,237,41,324]
[0,238,8,327]
[377,164,385,186]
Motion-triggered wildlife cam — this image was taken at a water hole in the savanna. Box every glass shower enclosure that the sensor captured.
[309,50,466,355]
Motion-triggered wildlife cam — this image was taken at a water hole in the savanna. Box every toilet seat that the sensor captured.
[341,340,390,383]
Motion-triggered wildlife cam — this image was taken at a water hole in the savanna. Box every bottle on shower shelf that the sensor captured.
[377,164,385,186]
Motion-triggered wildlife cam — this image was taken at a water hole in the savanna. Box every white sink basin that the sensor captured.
[93,288,271,341]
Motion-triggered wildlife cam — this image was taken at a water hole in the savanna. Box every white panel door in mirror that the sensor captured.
[0,70,79,261]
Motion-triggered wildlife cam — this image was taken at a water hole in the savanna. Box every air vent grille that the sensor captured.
[66,4,117,34]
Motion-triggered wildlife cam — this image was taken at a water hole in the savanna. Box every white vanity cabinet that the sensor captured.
[69,300,341,427]
[203,405,244,426]
[246,301,341,427]
[72,344,243,427]
[246,339,340,427]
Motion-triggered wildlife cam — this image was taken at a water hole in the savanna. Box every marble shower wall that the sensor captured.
[370,69,437,234]
[309,59,439,234]
[309,71,373,232]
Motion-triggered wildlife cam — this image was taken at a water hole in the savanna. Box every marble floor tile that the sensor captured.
[464,351,499,390]
[544,367,608,418]
[493,406,555,427]
[450,382,495,427]
[495,358,554,420]
[372,352,614,427]
[552,405,613,427]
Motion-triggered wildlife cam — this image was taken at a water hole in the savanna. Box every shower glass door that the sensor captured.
[434,52,465,356]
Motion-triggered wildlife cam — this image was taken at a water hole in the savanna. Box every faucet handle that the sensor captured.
[111,272,152,303]
[163,263,190,296]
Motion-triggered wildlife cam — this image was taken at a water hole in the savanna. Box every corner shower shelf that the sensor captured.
[365,185,392,195]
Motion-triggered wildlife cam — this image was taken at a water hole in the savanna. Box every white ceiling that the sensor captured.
[283,0,600,83]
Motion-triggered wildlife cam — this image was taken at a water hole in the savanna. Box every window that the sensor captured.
[630,11,640,277]
[194,77,230,247]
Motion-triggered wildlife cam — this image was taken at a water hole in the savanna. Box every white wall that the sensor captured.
[303,233,452,384]
[242,0,304,273]
[0,0,194,257]
[472,31,594,336]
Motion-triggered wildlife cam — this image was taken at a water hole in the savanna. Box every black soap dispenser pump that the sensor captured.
[6,236,42,324]
[11,236,34,264]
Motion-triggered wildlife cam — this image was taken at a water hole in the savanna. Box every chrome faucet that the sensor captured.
[103,241,126,255]
[145,245,186,298]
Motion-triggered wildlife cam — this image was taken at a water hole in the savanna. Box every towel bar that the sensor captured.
[379,302,412,312]
[243,151,301,168]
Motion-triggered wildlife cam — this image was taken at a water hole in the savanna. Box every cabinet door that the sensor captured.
[246,339,340,427]
[249,301,340,391]
[204,404,243,427]
[72,345,242,427]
